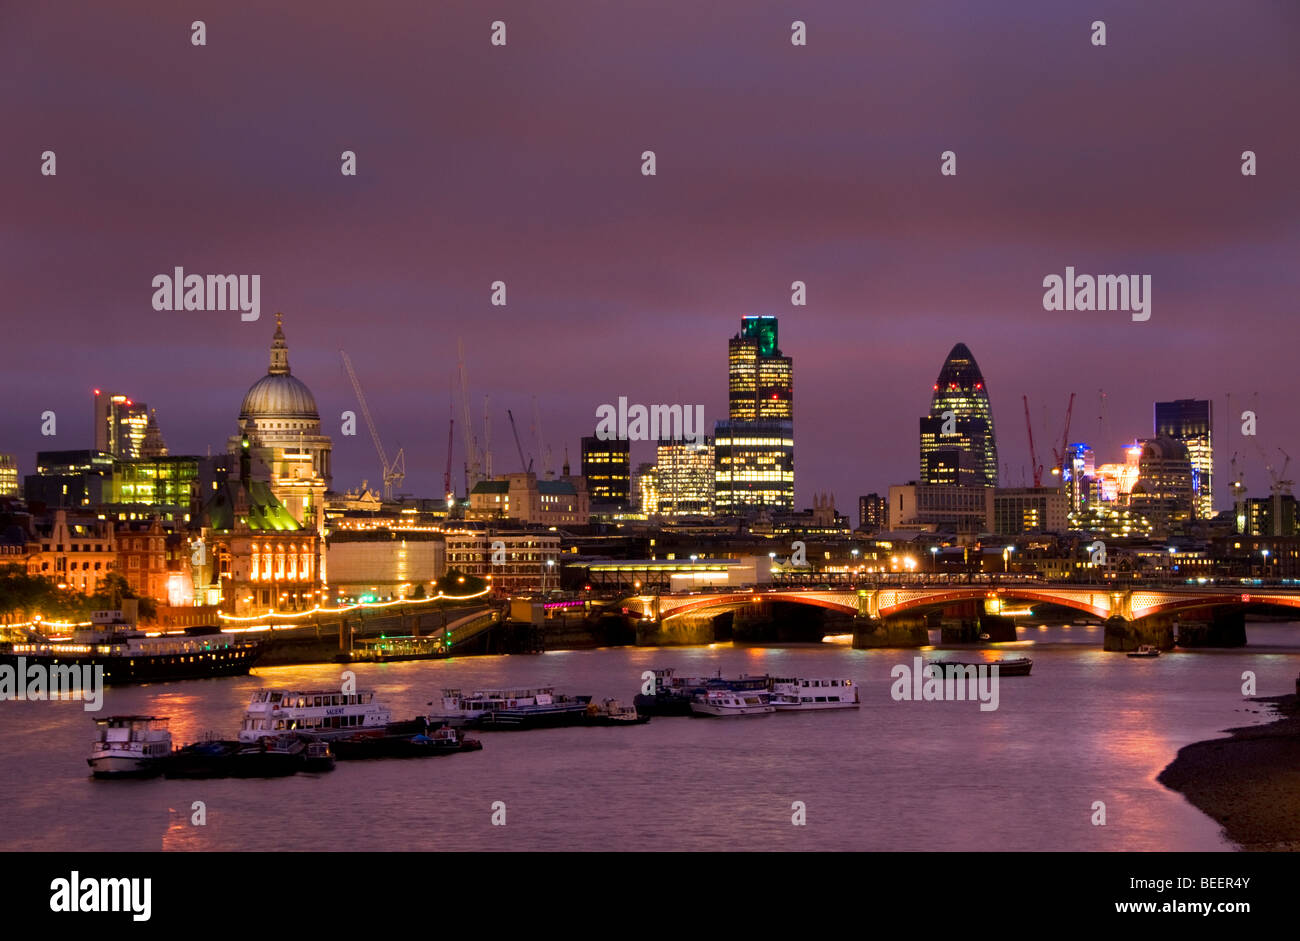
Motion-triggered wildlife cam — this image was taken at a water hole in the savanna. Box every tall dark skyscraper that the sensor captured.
[716,316,794,513]
[1154,399,1213,518]
[581,434,631,508]
[918,343,998,488]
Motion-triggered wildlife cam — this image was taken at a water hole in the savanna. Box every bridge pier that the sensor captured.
[1103,615,1175,652]
[1176,609,1247,648]
[852,615,930,649]
[635,613,720,646]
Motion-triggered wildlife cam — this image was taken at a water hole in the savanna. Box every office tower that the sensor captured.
[728,315,792,422]
[1129,436,1196,534]
[93,390,150,460]
[714,420,794,513]
[718,316,795,513]
[581,435,631,508]
[1154,399,1213,518]
[656,437,715,516]
[918,343,998,488]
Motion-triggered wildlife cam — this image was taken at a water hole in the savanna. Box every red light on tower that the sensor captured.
[93,389,101,395]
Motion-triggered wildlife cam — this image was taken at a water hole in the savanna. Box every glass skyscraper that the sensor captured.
[919,343,998,488]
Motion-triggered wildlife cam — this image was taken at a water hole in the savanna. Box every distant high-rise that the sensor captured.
[140,409,168,459]
[718,316,794,513]
[1154,399,1213,518]
[728,316,792,422]
[581,435,631,508]
[858,493,888,532]
[93,390,150,460]
[656,437,715,517]
[918,343,998,488]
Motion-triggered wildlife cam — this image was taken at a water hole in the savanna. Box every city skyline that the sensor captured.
[3,1,1298,508]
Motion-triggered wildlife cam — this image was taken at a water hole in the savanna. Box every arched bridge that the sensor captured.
[622,585,1300,625]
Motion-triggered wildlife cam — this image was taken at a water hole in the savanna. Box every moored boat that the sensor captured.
[238,688,393,742]
[584,698,650,726]
[926,656,1033,677]
[429,687,592,730]
[331,724,481,759]
[6,622,261,686]
[769,677,859,710]
[1127,645,1161,658]
[633,668,772,716]
[689,690,774,717]
[87,715,172,777]
[302,740,336,772]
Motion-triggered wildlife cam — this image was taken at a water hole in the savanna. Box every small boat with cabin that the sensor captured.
[584,698,650,726]
[633,668,772,716]
[1127,645,1161,658]
[689,690,775,717]
[87,715,172,777]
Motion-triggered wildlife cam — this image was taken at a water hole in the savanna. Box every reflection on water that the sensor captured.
[2,623,1297,851]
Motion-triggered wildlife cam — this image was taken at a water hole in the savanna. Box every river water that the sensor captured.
[3,622,1297,851]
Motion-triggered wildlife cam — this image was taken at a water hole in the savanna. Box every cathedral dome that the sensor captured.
[238,313,319,421]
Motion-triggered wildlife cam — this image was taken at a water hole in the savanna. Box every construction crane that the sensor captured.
[444,414,455,503]
[483,395,493,479]
[1050,393,1077,479]
[532,396,552,479]
[339,350,405,501]
[1229,451,1247,534]
[507,409,531,473]
[457,339,480,490]
[1023,395,1044,487]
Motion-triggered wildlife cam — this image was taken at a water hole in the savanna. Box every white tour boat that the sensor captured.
[769,677,860,710]
[238,688,392,742]
[88,715,173,777]
[689,690,775,717]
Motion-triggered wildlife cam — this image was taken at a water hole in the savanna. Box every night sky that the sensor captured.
[3,1,1298,510]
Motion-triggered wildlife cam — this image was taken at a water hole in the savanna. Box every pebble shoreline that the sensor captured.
[1157,694,1300,852]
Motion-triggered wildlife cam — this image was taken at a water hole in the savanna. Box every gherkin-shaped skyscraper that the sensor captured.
[919,343,998,488]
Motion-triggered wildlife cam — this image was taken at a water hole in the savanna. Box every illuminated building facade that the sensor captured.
[467,472,589,525]
[0,454,18,497]
[919,343,998,488]
[888,482,992,533]
[115,517,169,603]
[108,456,199,518]
[714,420,794,513]
[227,314,331,533]
[581,435,631,508]
[655,437,715,516]
[93,391,151,460]
[728,316,792,422]
[1155,399,1213,518]
[197,447,321,616]
[992,487,1068,535]
[445,532,560,594]
[27,509,117,594]
[1094,443,1143,503]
